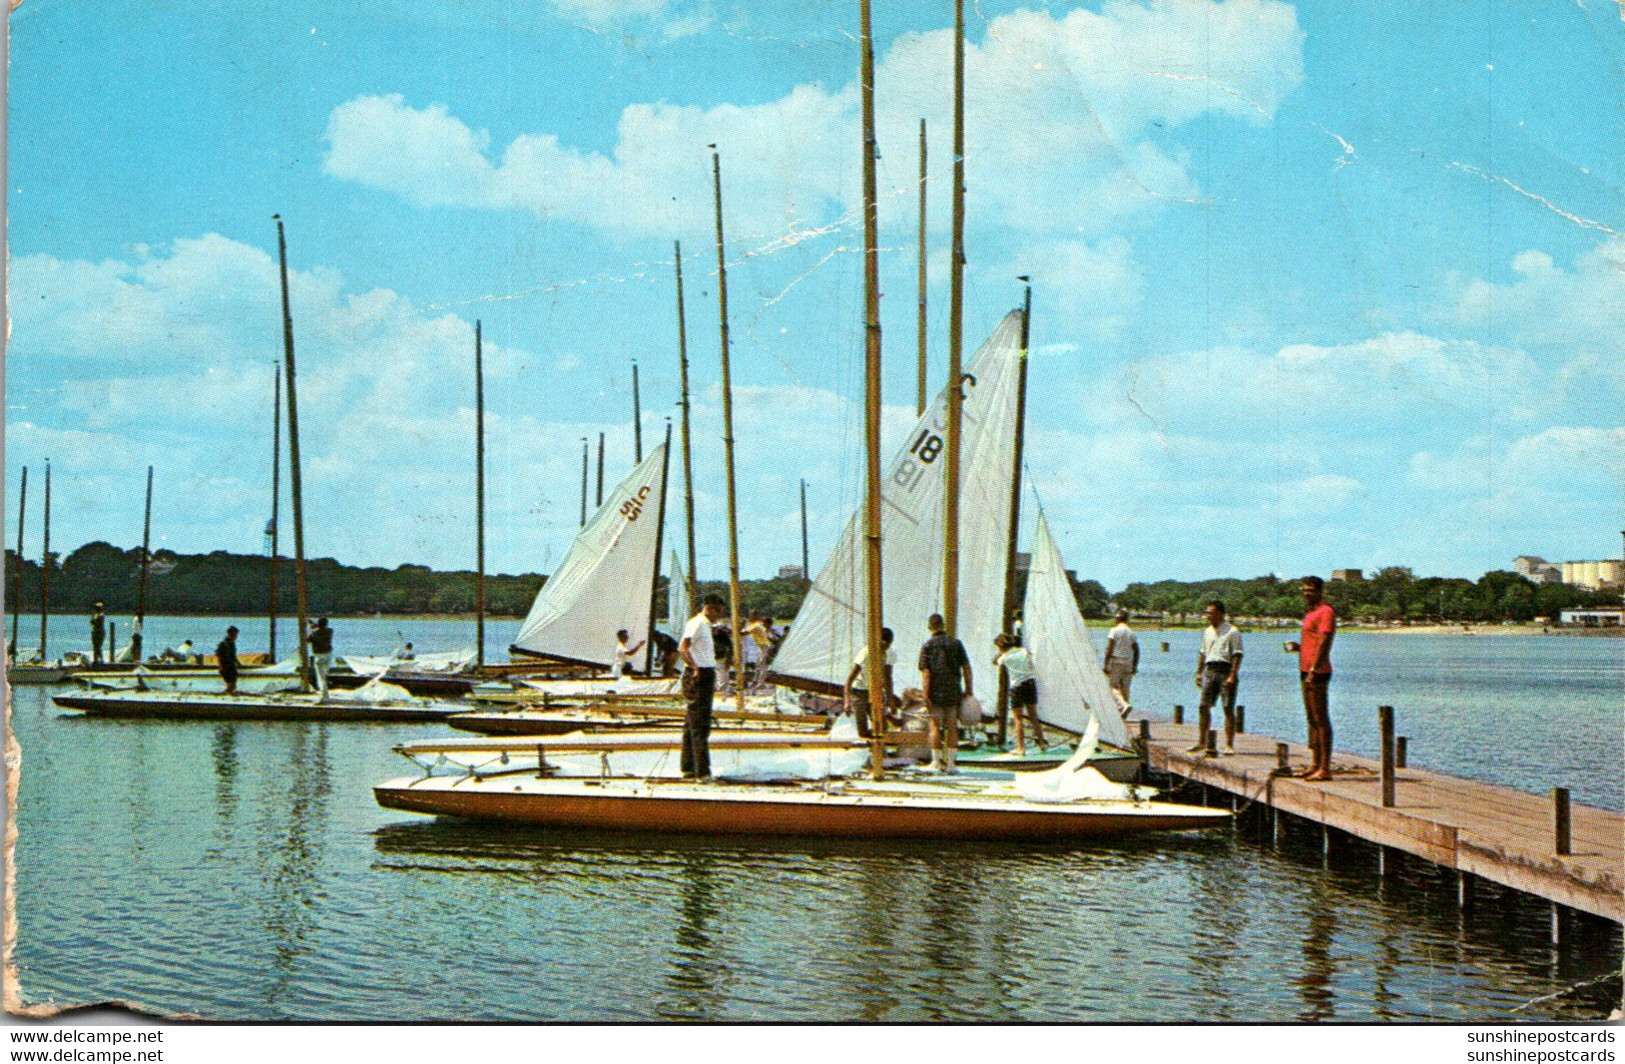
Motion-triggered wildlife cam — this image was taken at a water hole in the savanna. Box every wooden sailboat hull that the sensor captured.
[7,664,73,685]
[446,705,827,736]
[374,775,1231,839]
[53,690,460,723]
[956,744,1142,783]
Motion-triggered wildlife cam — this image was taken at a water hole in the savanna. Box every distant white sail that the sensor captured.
[511,442,669,668]
[668,549,689,628]
[770,311,1024,708]
[1021,511,1129,749]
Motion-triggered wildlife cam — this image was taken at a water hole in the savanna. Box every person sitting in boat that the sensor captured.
[994,633,1045,756]
[161,639,196,663]
[843,627,898,739]
[612,630,645,677]
[216,626,241,696]
[651,629,680,676]
[398,642,416,662]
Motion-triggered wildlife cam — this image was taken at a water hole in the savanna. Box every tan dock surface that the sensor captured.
[1139,718,1623,924]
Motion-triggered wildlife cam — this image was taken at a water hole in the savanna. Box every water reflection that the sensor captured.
[659,851,729,1020]
[257,725,332,1017]
[210,724,238,817]
[1295,892,1337,1022]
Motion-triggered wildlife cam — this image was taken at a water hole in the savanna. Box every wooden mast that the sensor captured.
[274,215,312,692]
[10,466,25,659]
[579,438,588,527]
[596,432,605,508]
[632,361,643,463]
[917,118,929,417]
[674,241,699,610]
[475,320,487,670]
[711,146,746,715]
[38,462,51,660]
[269,363,281,660]
[996,280,1032,747]
[644,420,672,674]
[800,479,810,592]
[943,0,967,637]
[860,0,886,775]
[136,464,153,640]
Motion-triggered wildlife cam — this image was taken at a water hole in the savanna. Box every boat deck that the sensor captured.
[1139,717,1624,924]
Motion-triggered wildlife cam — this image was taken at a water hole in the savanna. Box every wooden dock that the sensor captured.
[1136,716,1623,926]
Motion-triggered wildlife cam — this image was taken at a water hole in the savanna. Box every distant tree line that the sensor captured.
[1116,567,1620,624]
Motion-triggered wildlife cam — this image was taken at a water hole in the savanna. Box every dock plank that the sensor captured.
[1140,718,1623,924]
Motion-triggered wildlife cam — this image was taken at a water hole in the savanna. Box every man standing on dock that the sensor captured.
[1297,576,1337,781]
[307,618,334,700]
[1190,601,1243,754]
[1104,609,1139,715]
[919,613,973,774]
[216,626,240,695]
[679,594,726,779]
[90,602,106,664]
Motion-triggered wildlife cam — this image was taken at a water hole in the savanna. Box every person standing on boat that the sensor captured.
[1190,601,1243,754]
[612,629,645,677]
[129,617,144,663]
[1294,576,1337,781]
[843,626,896,739]
[994,633,1044,755]
[90,602,107,664]
[679,594,727,779]
[1103,610,1139,715]
[918,613,973,774]
[307,618,334,699]
[743,612,775,687]
[216,626,241,695]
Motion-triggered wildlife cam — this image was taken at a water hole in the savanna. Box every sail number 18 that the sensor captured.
[893,429,943,491]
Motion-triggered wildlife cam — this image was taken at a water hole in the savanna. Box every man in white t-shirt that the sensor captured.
[1103,610,1139,714]
[679,594,727,779]
[1190,600,1243,754]
[843,627,896,739]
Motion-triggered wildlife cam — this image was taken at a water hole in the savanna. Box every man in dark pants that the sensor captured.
[90,602,107,664]
[216,626,241,695]
[918,613,973,774]
[679,593,727,779]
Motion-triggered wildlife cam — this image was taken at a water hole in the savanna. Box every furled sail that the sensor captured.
[769,311,1024,708]
[511,442,669,668]
[1021,511,1129,749]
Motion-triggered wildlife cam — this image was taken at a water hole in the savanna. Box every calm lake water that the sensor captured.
[6,615,1621,1021]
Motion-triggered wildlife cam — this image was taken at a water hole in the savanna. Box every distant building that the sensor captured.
[1559,607,1624,627]
[1560,559,1624,590]
[777,565,805,582]
[1331,569,1363,582]
[1513,555,1563,584]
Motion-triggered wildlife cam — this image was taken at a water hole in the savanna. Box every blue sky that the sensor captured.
[6,0,1622,590]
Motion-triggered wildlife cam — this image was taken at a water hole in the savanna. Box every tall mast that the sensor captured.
[860,0,886,775]
[596,432,605,508]
[269,363,281,659]
[274,215,312,692]
[632,361,643,463]
[997,280,1032,747]
[644,420,673,674]
[136,465,153,628]
[943,0,967,637]
[800,479,810,592]
[711,146,746,715]
[917,118,929,418]
[38,462,51,659]
[579,438,589,527]
[10,467,25,659]
[475,320,487,670]
[674,240,699,609]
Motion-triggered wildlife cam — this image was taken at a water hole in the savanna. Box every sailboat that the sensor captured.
[376,2,1228,840]
[8,463,71,685]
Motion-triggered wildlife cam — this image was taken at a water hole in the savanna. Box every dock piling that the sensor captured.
[1204,728,1217,758]
[1137,719,1150,760]
[1276,742,1289,772]
[1235,704,1245,733]
[1553,787,1572,855]
[1173,704,1184,725]
[1396,736,1408,769]
[1379,705,1396,808]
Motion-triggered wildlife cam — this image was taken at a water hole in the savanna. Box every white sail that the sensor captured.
[668,549,688,630]
[770,311,1025,708]
[1021,511,1129,749]
[511,442,669,668]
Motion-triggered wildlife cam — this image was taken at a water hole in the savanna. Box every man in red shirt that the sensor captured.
[1296,575,1337,780]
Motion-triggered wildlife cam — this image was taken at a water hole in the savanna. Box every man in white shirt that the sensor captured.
[679,594,727,779]
[1103,610,1139,715]
[1190,600,1243,754]
[843,627,896,739]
